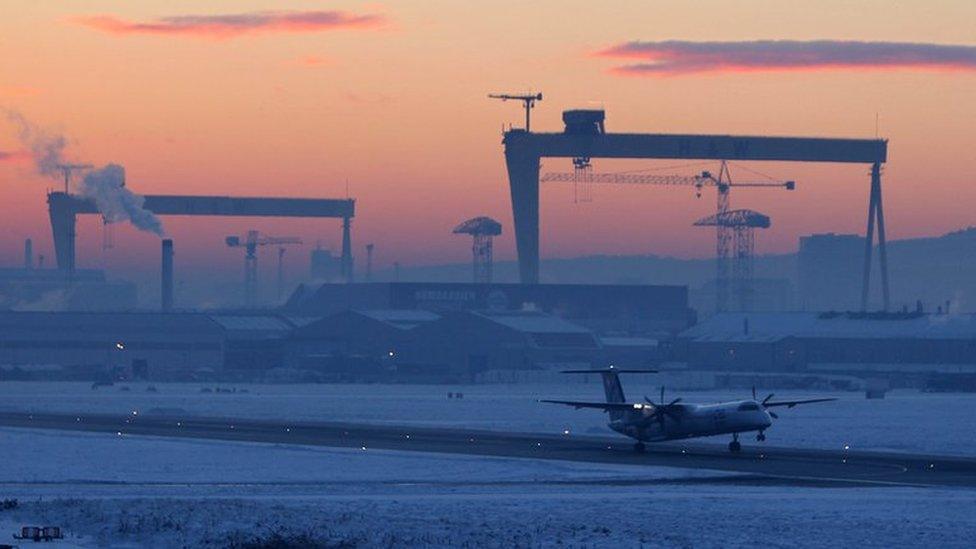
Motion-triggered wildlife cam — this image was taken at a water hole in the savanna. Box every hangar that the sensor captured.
[400,310,603,382]
[677,311,976,379]
[285,282,694,336]
[0,311,224,379]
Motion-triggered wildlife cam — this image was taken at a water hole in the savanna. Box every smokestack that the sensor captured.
[24,239,33,270]
[161,239,174,311]
[365,243,374,282]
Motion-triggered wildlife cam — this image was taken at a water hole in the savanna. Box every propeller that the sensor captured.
[642,386,683,425]
[753,386,779,418]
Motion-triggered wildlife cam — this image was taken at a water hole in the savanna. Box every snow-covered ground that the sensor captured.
[1,381,975,456]
[1,427,975,548]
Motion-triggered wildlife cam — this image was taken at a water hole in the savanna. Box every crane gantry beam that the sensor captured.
[540,170,794,191]
[503,117,890,311]
[48,192,355,283]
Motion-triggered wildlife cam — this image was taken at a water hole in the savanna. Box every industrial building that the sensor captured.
[285,282,694,336]
[399,310,604,382]
[676,311,976,383]
[280,308,654,382]
[285,309,440,380]
[0,311,224,379]
[0,311,322,380]
[691,278,795,316]
[212,314,316,372]
[798,233,865,311]
[0,267,137,311]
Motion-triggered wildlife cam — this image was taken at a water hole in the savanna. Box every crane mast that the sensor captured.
[542,161,795,312]
[488,92,543,132]
[225,230,303,307]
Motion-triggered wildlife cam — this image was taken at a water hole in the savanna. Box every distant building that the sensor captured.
[0,268,137,311]
[309,248,340,281]
[285,309,440,380]
[798,233,865,311]
[401,310,604,382]
[676,311,976,381]
[0,311,328,380]
[210,314,312,371]
[692,277,794,316]
[285,282,694,337]
[0,311,223,379]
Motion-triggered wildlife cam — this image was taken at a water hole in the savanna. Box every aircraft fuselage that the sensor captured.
[610,400,773,443]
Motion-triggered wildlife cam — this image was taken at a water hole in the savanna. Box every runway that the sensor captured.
[2,411,975,488]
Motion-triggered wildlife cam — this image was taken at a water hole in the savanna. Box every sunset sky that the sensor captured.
[1,0,975,288]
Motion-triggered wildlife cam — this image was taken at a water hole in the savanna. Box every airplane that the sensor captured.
[541,367,836,453]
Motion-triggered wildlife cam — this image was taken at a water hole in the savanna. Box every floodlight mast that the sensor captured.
[489,92,543,132]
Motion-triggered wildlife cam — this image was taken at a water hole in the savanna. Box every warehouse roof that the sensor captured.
[358,309,441,330]
[680,312,976,342]
[208,314,298,341]
[471,310,592,334]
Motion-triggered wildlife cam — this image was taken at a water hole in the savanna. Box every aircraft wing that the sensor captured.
[764,397,837,409]
[539,399,647,411]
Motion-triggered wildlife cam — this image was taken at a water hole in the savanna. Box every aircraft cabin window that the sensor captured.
[737,402,760,411]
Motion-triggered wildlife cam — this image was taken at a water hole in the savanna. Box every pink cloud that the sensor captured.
[596,40,976,75]
[74,10,386,39]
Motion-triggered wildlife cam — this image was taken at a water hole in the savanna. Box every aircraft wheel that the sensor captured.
[634,442,646,453]
[728,440,742,453]
[757,432,766,442]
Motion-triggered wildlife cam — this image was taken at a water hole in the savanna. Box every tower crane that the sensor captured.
[542,161,795,312]
[225,230,302,307]
[694,209,771,312]
[488,92,543,132]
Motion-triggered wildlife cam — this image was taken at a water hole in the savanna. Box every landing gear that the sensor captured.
[728,433,742,453]
[756,431,766,442]
[634,442,646,453]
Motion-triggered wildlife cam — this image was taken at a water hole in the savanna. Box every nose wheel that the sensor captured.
[728,433,742,453]
[756,431,766,442]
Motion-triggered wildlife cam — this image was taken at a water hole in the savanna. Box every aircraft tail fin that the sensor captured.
[560,368,656,419]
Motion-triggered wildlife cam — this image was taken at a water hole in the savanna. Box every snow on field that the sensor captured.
[1,428,975,548]
[5,488,976,548]
[2,381,976,456]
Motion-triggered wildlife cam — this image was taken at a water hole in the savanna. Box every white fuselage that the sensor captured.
[610,400,773,442]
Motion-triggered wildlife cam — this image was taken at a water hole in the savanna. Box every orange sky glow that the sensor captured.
[1,0,975,283]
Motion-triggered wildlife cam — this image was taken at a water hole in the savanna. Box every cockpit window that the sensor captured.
[737,402,760,411]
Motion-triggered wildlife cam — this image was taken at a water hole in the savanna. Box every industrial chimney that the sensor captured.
[24,238,33,270]
[161,239,174,311]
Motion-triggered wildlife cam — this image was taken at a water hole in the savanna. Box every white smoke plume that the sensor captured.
[4,109,165,236]
[4,109,67,178]
[80,164,164,236]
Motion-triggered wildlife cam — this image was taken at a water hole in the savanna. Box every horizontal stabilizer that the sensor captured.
[539,399,650,411]
[560,368,658,374]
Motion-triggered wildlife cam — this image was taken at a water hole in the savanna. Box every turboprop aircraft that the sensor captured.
[541,367,836,453]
